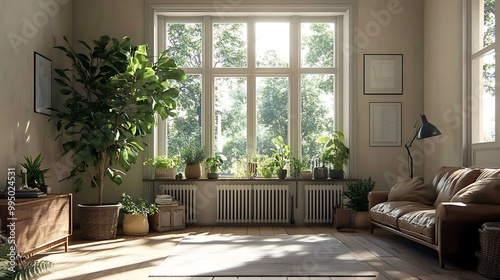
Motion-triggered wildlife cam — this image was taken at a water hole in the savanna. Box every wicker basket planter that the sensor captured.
[78,203,121,240]
[155,168,177,179]
[477,222,500,278]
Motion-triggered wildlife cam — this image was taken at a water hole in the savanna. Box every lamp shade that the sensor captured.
[417,115,441,139]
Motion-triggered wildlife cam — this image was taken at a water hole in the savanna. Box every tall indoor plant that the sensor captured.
[51,35,186,239]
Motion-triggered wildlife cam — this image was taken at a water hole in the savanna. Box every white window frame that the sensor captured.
[144,0,357,177]
[468,0,500,166]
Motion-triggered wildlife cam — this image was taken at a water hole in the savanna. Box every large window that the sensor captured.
[160,17,338,175]
[470,0,500,165]
[152,8,349,176]
[471,0,496,144]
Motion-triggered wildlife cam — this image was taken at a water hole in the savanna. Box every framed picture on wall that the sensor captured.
[364,54,403,95]
[34,52,52,116]
[369,102,402,147]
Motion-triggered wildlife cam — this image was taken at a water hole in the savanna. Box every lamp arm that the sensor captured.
[404,119,421,178]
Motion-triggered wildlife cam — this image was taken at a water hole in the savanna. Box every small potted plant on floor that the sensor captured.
[205,153,226,179]
[181,141,206,179]
[119,193,158,236]
[271,136,291,179]
[144,155,181,179]
[343,177,375,229]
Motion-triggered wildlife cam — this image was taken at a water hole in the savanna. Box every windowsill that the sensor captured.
[143,178,358,182]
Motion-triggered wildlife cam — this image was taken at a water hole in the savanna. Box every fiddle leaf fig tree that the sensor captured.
[51,35,186,205]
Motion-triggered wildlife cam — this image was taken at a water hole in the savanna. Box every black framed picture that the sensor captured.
[34,52,52,116]
[364,54,403,95]
[369,102,402,147]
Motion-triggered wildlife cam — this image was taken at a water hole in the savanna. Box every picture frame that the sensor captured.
[369,102,402,147]
[34,52,52,116]
[364,54,403,95]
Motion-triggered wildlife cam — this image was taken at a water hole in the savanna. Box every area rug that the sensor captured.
[149,235,376,277]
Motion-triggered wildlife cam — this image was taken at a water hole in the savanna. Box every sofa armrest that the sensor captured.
[368,191,389,209]
[436,202,500,222]
[435,202,500,257]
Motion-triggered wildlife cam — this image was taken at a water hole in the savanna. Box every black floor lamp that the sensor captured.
[404,115,442,178]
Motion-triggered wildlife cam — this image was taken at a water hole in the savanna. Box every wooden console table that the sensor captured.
[0,193,73,257]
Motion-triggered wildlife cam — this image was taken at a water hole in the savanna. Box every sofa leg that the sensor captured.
[438,252,445,269]
[370,224,375,234]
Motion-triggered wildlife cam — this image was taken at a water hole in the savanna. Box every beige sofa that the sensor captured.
[369,166,500,268]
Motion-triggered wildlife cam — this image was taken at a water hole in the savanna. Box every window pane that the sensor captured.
[256,77,289,156]
[301,74,335,159]
[213,23,247,68]
[215,77,248,175]
[472,51,496,143]
[166,23,202,68]
[167,75,202,158]
[301,23,335,68]
[483,0,496,48]
[256,23,289,67]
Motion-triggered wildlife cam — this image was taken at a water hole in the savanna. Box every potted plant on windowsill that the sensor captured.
[257,155,276,178]
[205,153,226,179]
[51,35,186,240]
[343,177,375,229]
[316,131,349,179]
[119,193,158,236]
[271,136,290,179]
[144,155,181,179]
[180,141,206,179]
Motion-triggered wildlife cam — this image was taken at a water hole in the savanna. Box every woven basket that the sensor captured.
[477,223,500,278]
[78,203,121,240]
[155,168,177,179]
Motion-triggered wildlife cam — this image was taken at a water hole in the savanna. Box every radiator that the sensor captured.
[216,185,252,223]
[304,184,343,223]
[158,184,197,223]
[216,184,289,223]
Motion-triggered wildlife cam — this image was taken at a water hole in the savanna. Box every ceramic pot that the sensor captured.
[207,172,219,179]
[277,169,287,179]
[184,163,201,179]
[313,166,328,179]
[122,213,149,236]
[329,169,344,179]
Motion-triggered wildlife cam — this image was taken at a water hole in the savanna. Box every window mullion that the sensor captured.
[248,18,257,157]
[204,16,214,156]
[289,16,301,158]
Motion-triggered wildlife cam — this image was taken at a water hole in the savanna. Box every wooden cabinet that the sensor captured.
[0,194,72,256]
[149,205,185,232]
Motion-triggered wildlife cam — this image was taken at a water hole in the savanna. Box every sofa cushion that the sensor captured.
[433,167,482,206]
[388,176,436,205]
[370,201,434,228]
[450,178,500,204]
[398,209,436,244]
[477,168,500,180]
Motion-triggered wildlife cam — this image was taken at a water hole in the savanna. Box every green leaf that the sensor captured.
[73,177,84,193]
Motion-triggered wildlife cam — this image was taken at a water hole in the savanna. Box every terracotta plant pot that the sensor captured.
[184,163,201,179]
[122,213,149,236]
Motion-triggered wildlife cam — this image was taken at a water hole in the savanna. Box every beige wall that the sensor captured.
[71,0,146,208]
[0,0,73,194]
[355,0,424,190]
[423,0,463,179]
[2,0,464,211]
